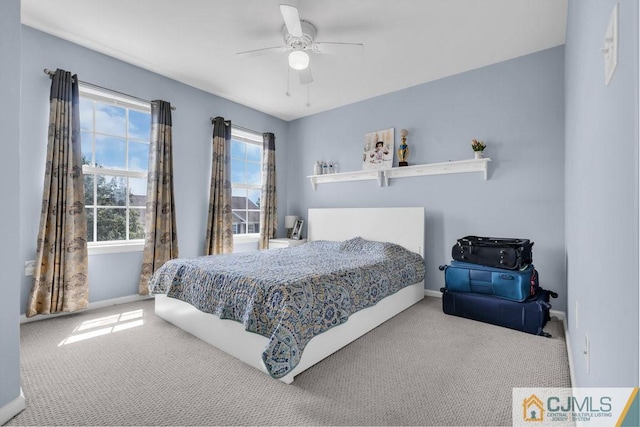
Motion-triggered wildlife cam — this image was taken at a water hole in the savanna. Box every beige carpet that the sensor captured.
[6,296,571,426]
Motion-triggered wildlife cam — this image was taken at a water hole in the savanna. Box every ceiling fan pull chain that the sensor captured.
[285,66,291,97]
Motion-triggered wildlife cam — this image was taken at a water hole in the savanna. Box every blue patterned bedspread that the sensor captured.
[148,237,425,378]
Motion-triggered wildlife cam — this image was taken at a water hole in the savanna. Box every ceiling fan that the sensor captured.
[236,4,364,85]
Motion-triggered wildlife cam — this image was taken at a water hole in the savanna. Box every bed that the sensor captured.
[151,207,425,384]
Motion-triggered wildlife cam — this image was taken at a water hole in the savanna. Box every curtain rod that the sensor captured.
[210,117,261,135]
[43,69,176,111]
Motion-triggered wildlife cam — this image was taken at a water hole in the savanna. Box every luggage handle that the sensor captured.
[530,269,538,296]
[457,236,533,248]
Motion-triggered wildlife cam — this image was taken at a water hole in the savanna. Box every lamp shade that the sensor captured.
[285,215,299,228]
[288,51,309,70]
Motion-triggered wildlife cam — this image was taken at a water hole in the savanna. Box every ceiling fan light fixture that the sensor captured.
[288,50,309,70]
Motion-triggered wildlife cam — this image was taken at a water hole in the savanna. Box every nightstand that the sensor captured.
[268,238,307,249]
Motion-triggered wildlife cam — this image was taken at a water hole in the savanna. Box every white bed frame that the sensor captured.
[155,207,425,384]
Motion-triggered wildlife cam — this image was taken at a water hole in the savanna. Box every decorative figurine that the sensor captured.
[398,129,409,167]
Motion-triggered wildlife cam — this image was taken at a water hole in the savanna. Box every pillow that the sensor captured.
[339,236,388,254]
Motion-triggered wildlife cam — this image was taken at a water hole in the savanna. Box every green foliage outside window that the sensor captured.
[83,157,145,242]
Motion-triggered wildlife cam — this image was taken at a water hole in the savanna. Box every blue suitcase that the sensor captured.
[439,260,538,302]
[440,287,558,337]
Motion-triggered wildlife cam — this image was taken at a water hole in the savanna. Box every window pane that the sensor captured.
[95,135,126,169]
[232,186,246,235]
[96,175,126,206]
[79,99,93,131]
[248,189,260,208]
[80,88,150,245]
[128,110,150,141]
[96,208,126,241]
[129,208,146,240]
[129,178,147,207]
[231,210,246,235]
[246,162,261,186]
[128,141,149,172]
[230,158,245,183]
[246,143,261,162]
[83,174,94,206]
[86,208,94,242]
[81,132,93,165]
[232,187,246,208]
[231,140,245,159]
[95,103,126,137]
[247,210,260,233]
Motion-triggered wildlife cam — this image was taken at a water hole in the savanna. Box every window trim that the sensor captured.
[88,240,145,255]
[80,85,151,254]
[233,234,260,244]
[230,127,263,239]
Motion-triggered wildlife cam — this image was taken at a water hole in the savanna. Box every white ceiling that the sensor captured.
[21,0,568,122]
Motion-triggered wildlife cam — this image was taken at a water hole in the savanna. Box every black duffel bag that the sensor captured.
[451,236,533,270]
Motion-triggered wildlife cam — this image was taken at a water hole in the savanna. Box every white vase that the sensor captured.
[474,151,484,159]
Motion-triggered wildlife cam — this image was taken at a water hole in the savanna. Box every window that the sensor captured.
[79,86,151,246]
[230,128,263,236]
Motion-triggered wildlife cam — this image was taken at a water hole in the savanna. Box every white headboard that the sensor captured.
[307,207,425,256]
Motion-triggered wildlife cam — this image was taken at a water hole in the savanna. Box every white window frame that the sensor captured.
[231,127,263,244]
[80,86,151,254]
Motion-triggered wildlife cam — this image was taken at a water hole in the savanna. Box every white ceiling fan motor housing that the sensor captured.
[282,20,317,51]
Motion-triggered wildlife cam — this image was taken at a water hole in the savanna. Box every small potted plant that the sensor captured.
[471,139,486,159]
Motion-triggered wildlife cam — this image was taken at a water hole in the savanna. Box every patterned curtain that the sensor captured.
[258,133,277,250]
[26,69,88,318]
[204,117,233,255]
[138,100,179,295]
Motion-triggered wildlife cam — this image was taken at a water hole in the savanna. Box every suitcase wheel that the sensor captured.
[549,291,558,299]
[439,287,447,293]
[539,331,552,338]
[438,265,447,271]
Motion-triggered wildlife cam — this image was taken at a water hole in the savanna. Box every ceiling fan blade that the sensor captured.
[236,46,287,58]
[279,4,302,37]
[298,67,313,85]
[313,42,364,55]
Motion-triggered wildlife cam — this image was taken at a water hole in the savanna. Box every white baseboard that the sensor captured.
[424,289,442,298]
[20,294,153,324]
[563,316,576,386]
[0,388,25,425]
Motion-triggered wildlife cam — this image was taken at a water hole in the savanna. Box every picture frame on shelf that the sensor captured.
[291,219,304,240]
[362,128,394,171]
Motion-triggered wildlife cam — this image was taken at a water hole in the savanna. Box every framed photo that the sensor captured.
[363,128,394,170]
[291,219,304,240]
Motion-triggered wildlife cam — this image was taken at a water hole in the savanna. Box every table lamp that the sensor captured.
[285,215,299,238]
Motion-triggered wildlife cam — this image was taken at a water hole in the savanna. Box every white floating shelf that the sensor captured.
[307,169,382,190]
[307,158,491,190]
[383,158,492,185]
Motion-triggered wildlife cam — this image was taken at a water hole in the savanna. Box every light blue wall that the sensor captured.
[19,27,289,315]
[0,0,22,417]
[287,46,567,311]
[565,0,639,386]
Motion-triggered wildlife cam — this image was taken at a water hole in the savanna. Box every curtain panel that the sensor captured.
[204,116,233,255]
[138,100,179,295]
[27,69,89,317]
[258,133,277,250]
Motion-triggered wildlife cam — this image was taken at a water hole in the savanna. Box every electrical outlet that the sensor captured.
[584,334,590,374]
[24,260,35,276]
